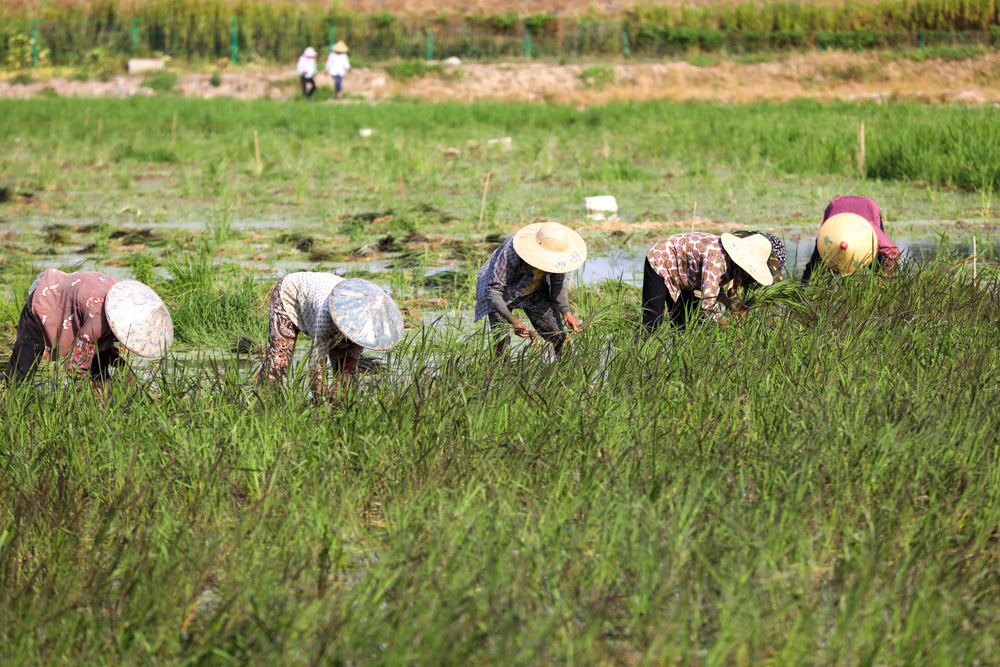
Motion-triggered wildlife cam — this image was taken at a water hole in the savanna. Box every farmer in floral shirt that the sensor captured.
[641,231,779,331]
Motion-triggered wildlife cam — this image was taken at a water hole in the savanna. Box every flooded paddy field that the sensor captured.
[3,96,1000,663]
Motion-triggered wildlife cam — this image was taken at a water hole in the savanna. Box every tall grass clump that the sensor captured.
[2,256,1000,661]
[868,105,1000,193]
[157,249,268,347]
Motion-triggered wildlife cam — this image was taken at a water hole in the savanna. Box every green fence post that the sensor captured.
[427,28,433,61]
[132,18,139,52]
[231,17,238,64]
[623,22,631,58]
[918,29,924,48]
[31,19,38,67]
[525,25,531,59]
[329,24,334,50]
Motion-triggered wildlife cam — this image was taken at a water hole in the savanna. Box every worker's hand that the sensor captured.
[510,318,533,338]
[564,312,583,333]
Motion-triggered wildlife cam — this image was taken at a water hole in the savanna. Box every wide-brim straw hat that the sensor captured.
[329,279,404,351]
[817,212,878,274]
[105,280,174,357]
[303,47,318,58]
[332,40,349,53]
[720,233,775,287]
[511,222,587,274]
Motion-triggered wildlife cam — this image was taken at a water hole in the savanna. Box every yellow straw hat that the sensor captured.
[512,222,587,274]
[105,280,174,357]
[332,40,349,53]
[816,212,878,274]
[719,233,774,286]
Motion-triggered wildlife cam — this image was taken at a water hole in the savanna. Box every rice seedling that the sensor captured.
[2,250,1000,662]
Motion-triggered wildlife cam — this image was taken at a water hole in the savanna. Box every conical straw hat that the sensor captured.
[720,233,774,286]
[817,212,878,274]
[511,222,587,274]
[105,280,174,357]
[332,40,349,53]
[329,279,404,351]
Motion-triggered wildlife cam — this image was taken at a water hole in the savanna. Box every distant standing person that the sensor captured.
[801,196,900,282]
[296,47,318,98]
[325,41,351,99]
[262,272,403,396]
[475,222,587,356]
[641,232,777,331]
[4,269,173,386]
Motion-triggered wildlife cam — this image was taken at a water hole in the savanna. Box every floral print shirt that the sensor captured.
[30,269,119,373]
[646,232,735,315]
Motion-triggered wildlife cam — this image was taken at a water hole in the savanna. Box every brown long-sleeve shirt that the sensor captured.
[30,269,120,372]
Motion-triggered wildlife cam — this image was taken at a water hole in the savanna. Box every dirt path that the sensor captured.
[2,52,999,105]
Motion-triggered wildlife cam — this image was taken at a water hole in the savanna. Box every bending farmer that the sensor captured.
[262,272,403,395]
[475,222,587,355]
[801,196,900,282]
[641,232,777,331]
[4,269,173,385]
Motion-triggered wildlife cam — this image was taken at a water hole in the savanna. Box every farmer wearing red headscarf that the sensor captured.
[801,196,900,282]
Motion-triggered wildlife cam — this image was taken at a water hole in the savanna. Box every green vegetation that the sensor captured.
[384,60,444,81]
[2,91,1000,662]
[2,97,998,214]
[3,249,1000,661]
[579,64,615,88]
[143,71,178,93]
[1,96,997,347]
[2,0,999,65]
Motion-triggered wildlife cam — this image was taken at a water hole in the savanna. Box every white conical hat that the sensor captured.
[105,280,174,357]
[817,212,878,274]
[720,233,774,286]
[511,222,587,273]
[328,279,404,351]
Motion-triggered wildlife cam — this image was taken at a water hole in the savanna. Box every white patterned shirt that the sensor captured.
[279,271,350,371]
[325,52,351,77]
[296,56,317,78]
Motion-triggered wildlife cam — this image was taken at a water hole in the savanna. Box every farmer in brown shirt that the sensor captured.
[4,269,173,384]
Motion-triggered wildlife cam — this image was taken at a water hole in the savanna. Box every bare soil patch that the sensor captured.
[2,52,998,105]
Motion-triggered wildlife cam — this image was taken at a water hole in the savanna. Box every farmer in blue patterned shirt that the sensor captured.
[475,222,587,356]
